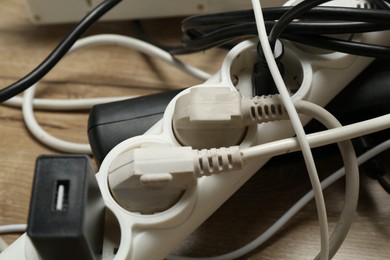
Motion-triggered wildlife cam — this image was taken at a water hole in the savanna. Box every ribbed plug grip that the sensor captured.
[195,146,243,177]
[242,95,289,124]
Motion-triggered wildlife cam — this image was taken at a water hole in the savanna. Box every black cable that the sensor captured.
[0,0,122,102]
[373,0,390,10]
[276,21,390,34]
[181,6,390,54]
[183,24,258,50]
[356,135,390,195]
[182,21,390,53]
[183,6,390,32]
[376,173,390,194]
[283,34,390,59]
[268,0,332,49]
[182,9,256,31]
[198,20,388,39]
[132,20,242,55]
[132,20,191,54]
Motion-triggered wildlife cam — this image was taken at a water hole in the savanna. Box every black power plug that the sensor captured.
[27,155,105,260]
[252,39,285,96]
[88,89,182,164]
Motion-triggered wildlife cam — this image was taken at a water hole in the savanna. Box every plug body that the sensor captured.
[108,145,243,214]
[27,155,105,260]
[172,87,288,149]
[173,87,246,149]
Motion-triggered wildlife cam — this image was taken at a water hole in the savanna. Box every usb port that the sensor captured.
[28,155,105,260]
[54,180,69,211]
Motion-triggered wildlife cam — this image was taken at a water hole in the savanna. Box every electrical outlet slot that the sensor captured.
[230,44,309,99]
[108,142,192,215]
[282,49,305,95]
[53,180,69,211]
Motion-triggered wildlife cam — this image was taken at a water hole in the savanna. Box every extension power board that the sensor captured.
[3,24,390,259]
[2,0,387,259]
[23,0,287,24]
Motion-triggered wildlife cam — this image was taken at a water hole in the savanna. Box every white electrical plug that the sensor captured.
[108,143,243,214]
[172,87,289,149]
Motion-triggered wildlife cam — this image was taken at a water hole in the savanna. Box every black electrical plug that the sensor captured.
[252,39,285,96]
[27,155,105,260]
[88,89,182,164]
[354,136,390,194]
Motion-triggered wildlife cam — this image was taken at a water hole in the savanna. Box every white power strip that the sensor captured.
[2,0,385,259]
[3,28,389,259]
[23,0,287,24]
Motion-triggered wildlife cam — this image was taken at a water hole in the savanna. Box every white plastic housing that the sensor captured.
[23,0,287,24]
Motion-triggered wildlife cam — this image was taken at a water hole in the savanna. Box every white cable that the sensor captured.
[242,113,390,160]
[293,100,358,260]
[22,84,92,153]
[21,34,212,154]
[72,34,211,81]
[251,1,329,259]
[167,138,390,260]
[167,99,359,260]
[0,224,27,235]
[4,95,135,110]
[6,34,211,111]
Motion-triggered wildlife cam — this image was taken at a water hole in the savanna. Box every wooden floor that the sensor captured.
[0,0,389,259]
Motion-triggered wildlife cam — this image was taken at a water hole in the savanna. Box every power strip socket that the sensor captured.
[23,0,287,24]
[94,26,390,258]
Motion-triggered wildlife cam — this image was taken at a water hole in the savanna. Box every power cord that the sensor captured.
[0,0,123,102]
[0,224,26,235]
[283,34,390,59]
[166,139,390,260]
[251,0,329,258]
[18,34,211,154]
[373,0,390,9]
[132,20,191,54]
[182,6,390,31]
[179,5,390,55]
[355,136,390,194]
[268,0,333,50]
[3,34,210,110]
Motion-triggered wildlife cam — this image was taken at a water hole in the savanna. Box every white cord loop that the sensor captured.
[20,34,212,154]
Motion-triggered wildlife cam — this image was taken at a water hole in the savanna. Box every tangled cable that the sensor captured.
[171,2,390,56]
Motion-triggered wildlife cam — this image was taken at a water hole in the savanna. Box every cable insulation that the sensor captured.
[0,0,123,102]
[251,1,329,259]
[0,224,27,235]
[167,138,390,260]
[20,34,211,153]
